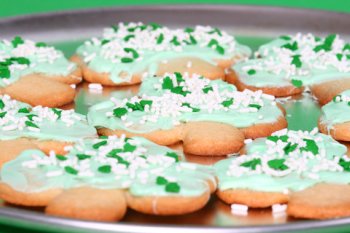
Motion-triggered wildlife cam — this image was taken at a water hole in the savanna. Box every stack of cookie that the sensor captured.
[1,23,350,222]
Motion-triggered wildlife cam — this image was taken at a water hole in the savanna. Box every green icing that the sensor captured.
[0,95,96,142]
[320,90,350,127]
[87,74,283,133]
[0,37,77,87]
[233,34,350,88]
[76,23,251,84]
[1,136,213,197]
[214,130,350,193]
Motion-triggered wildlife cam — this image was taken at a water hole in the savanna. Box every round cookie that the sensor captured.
[214,129,350,208]
[319,90,350,141]
[0,135,215,221]
[88,73,287,156]
[0,37,81,107]
[0,94,97,165]
[231,33,350,98]
[73,22,251,86]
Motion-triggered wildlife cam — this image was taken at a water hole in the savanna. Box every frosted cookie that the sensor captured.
[230,33,350,99]
[72,22,251,86]
[0,37,81,107]
[215,129,350,208]
[88,73,287,156]
[0,95,96,164]
[287,183,350,219]
[319,90,350,141]
[0,136,214,221]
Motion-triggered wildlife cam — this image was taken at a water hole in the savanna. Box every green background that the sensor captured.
[0,0,349,232]
[1,0,350,18]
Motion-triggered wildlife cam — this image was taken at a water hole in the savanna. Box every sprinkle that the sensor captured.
[88,83,103,90]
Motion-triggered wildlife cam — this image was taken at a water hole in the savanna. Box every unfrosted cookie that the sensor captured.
[73,22,251,86]
[0,135,215,221]
[0,37,81,107]
[215,129,350,208]
[87,73,286,156]
[0,95,96,165]
[319,90,350,141]
[287,183,350,219]
[231,33,350,98]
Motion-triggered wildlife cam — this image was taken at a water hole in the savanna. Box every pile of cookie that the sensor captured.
[1,22,350,222]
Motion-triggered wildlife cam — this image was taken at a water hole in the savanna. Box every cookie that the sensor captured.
[88,73,286,156]
[231,33,350,98]
[0,135,215,221]
[73,22,251,86]
[319,90,350,141]
[214,129,350,208]
[0,95,97,165]
[287,183,350,219]
[0,37,81,107]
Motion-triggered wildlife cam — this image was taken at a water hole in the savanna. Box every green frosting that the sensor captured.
[320,89,350,128]
[0,95,96,142]
[76,22,251,84]
[87,73,283,133]
[0,37,77,87]
[214,129,350,193]
[233,34,350,88]
[1,136,214,197]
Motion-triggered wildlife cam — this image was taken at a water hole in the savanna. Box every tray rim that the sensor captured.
[0,4,350,233]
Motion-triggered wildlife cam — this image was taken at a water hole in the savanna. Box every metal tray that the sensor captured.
[1,5,350,233]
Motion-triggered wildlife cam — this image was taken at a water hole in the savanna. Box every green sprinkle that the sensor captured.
[165,152,180,162]
[64,166,78,175]
[240,158,261,170]
[279,135,289,142]
[121,57,133,63]
[280,35,291,40]
[11,36,24,48]
[221,98,234,107]
[0,67,10,79]
[25,121,39,128]
[207,39,218,47]
[281,41,298,51]
[76,153,91,160]
[332,95,342,102]
[162,76,190,96]
[56,155,67,161]
[216,45,225,55]
[101,39,110,45]
[18,108,30,113]
[336,53,343,61]
[165,182,181,193]
[267,158,289,171]
[301,139,319,155]
[35,42,47,47]
[123,142,137,152]
[283,142,298,154]
[0,112,7,118]
[124,48,139,59]
[157,33,164,44]
[52,108,62,119]
[291,79,303,88]
[92,140,107,149]
[202,86,213,94]
[113,107,128,118]
[149,22,162,30]
[267,136,279,142]
[98,165,112,174]
[123,34,135,42]
[182,103,200,112]
[111,25,119,32]
[174,72,184,82]
[343,43,350,51]
[291,55,302,68]
[99,135,108,139]
[313,34,336,52]
[170,36,181,46]
[140,100,153,108]
[156,176,168,185]
[248,104,261,110]
[26,114,37,121]
[10,57,30,65]
[247,69,256,75]
[339,158,350,171]
[208,28,222,36]
[0,100,4,109]
[184,27,194,33]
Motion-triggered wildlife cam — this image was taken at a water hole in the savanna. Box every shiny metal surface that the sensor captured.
[0,5,350,233]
